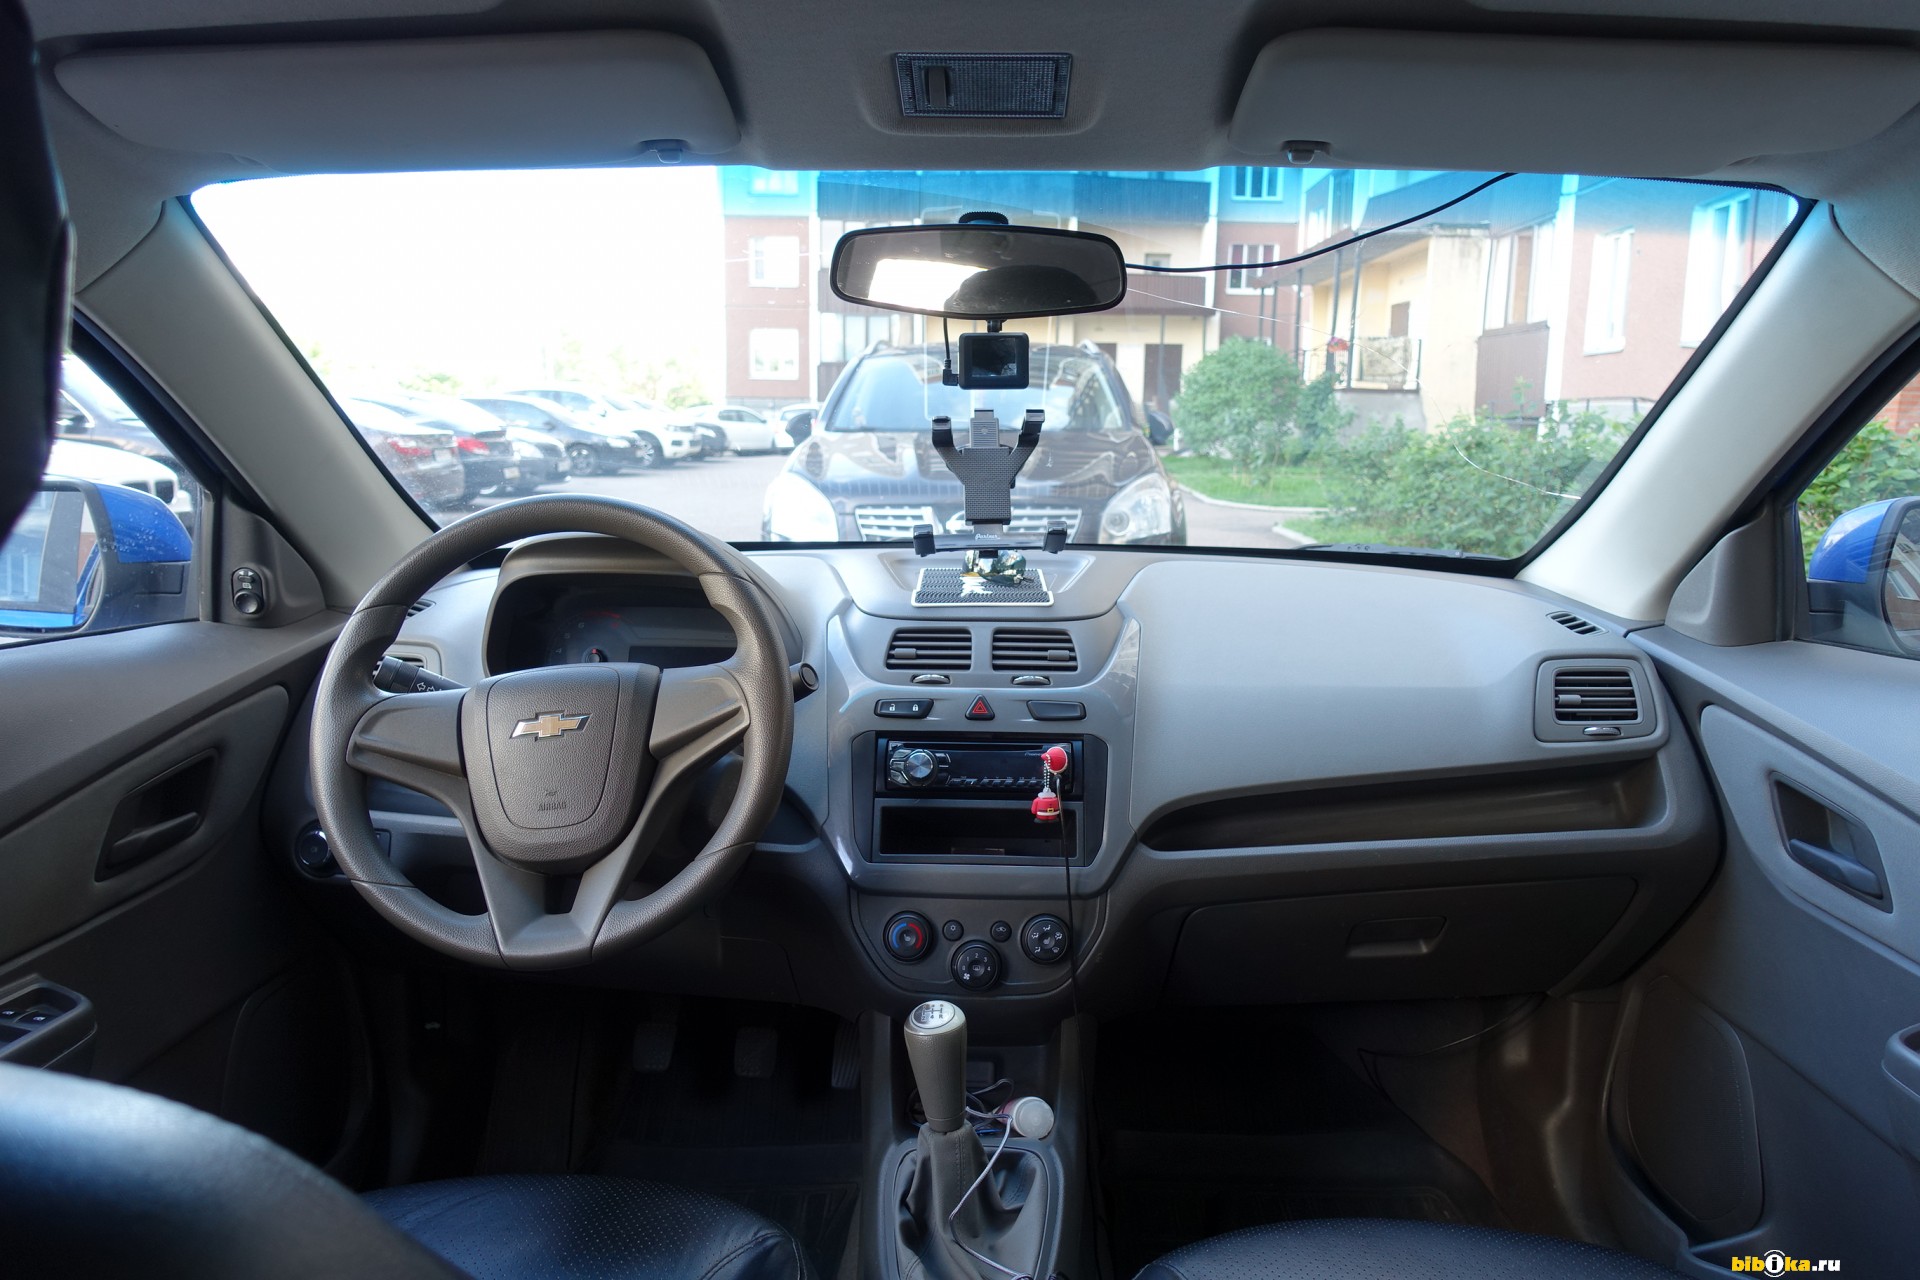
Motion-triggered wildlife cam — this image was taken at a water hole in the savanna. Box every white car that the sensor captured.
[47,439,192,514]
[678,404,783,453]
[502,384,700,467]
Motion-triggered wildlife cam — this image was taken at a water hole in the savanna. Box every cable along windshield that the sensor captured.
[192,168,1803,557]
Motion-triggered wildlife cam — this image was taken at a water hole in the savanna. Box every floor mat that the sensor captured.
[1094,1011,1495,1277]
[586,1001,861,1276]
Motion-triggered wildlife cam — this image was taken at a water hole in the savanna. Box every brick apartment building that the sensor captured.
[718,167,1298,415]
[719,166,1793,434]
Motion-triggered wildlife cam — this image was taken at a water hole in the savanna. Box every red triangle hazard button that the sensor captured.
[965,696,994,720]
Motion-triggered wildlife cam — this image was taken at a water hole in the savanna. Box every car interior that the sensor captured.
[5,3,1920,1279]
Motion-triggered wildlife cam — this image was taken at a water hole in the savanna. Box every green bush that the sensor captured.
[1175,340,1348,483]
[1315,408,1629,557]
[1798,421,1920,560]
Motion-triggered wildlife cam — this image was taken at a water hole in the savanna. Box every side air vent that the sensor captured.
[886,627,972,670]
[1548,609,1600,635]
[1552,668,1639,723]
[991,627,1077,672]
[406,599,434,616]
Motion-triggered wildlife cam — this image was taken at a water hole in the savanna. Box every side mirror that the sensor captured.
[785,410,814,445]
[1145,408,1173,447]
[0,477,192,637]
[1809,495,1920,656]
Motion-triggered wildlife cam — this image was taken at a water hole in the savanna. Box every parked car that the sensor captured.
[465,394,637,478]
[54,356,173,462]
[503,425,569,493]
[763,343,1185,544]
[771,402,820,449]
[338,397,465,511]
[501,384,699,468]
[46,439,192,514]
[678,403,784,453]
[358,392,520,499]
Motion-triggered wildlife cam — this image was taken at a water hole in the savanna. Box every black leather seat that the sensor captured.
[0,1062,810,1279]
[1134,1218,1682,1279]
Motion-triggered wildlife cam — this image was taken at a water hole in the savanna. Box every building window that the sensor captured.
[1681,193,1753,346]
[1328,171,1354,234]
[1226,244,1275,293]
[749,328,800,381]
[1142,253,1172,268]
[748,236,801,288]
[1232,167,1284,201]
[1585,228,1633,354]
[1483,221,1556,331]
[748,170,800,196]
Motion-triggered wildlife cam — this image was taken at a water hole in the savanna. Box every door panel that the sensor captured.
[0,613,345,1109]
[1608,627,1920,1274]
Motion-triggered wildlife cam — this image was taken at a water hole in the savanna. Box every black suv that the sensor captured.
[762,342,1184,544]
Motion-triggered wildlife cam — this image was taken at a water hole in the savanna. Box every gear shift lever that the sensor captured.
[904,1000,968,1134]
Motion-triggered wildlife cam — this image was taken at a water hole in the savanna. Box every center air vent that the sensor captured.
[991,627,1077,672]
[1552,668,1640,723]
[886,627,971,670]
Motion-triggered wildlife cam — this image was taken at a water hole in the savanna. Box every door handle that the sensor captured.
[103,811,201,872]
[1787,837,1883,899]
[95,750,218,879]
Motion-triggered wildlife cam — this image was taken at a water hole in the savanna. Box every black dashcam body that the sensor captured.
[954,330,1029,390]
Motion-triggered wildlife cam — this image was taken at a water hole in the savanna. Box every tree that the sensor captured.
[1798,421,1920,559]
[1174,340,1347,482]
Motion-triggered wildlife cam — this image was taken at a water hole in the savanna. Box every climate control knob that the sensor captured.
[950,941,1002,991]
[1021,914,1071,965]
[884,911,933,962]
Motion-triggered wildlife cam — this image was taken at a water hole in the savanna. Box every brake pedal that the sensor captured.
[734,1026,778,1079]
[830,1017,860,1090]
[631,1021,677,1073]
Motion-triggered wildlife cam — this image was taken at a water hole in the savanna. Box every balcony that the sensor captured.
[1304,336,1422,390]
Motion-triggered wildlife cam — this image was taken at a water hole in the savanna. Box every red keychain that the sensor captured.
[1031,745,1069,823]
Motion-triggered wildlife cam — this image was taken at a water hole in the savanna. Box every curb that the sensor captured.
[1173,484,1326,517]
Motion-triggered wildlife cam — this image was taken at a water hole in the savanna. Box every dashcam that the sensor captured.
[955,331,1029,390]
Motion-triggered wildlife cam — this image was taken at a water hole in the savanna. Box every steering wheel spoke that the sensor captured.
[345,687,470,812]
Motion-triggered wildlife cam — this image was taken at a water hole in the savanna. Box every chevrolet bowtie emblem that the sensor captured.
[511,711,590,741]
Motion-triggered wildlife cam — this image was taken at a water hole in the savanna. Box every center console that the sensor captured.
[855,733,1107,864]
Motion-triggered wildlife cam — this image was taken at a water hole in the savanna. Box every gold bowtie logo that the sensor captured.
[511,711,590,741]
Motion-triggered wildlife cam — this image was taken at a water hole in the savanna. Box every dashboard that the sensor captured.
[274,538,1718,1032]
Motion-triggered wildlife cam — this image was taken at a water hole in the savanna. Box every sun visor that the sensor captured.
[55,32,739,171]
[1230,30,1920,176]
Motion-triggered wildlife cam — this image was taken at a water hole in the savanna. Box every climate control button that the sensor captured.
[884,911,934,962]
[950,941,1002,991]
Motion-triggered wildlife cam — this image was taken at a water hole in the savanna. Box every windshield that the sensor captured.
[194,168,1800,556]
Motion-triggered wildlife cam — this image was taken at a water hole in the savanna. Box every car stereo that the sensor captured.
[858,734,1105,864]
[878,737,1084,797]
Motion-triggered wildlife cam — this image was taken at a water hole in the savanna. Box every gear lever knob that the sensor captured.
[904,1000,968,1134]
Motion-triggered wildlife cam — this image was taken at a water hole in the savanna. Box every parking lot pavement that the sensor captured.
[473,451,791,542]
[478,450,1308,551]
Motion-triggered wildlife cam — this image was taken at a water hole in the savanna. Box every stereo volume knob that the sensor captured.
[904,749,937,781]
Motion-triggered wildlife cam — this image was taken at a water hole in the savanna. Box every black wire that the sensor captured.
[1124,172,1515,275]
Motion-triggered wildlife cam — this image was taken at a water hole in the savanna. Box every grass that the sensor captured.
[1282,514,1396,547]
[1161,455,1328,508]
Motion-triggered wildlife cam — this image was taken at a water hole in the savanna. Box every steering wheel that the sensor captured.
[309,496,794,969]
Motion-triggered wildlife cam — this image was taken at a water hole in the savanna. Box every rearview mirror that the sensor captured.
[830,223,1127,320]
[1809,495,1920,657]
[0,476,192,637]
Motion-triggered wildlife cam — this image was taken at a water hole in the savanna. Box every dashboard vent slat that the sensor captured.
[1551,668,1639,723]
[1548,609,1600,635]
[991,627,1078,672]
[886,626,972,670]
[406,599,434,616]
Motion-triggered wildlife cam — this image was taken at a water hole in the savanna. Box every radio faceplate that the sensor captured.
[876,737,1085,798]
